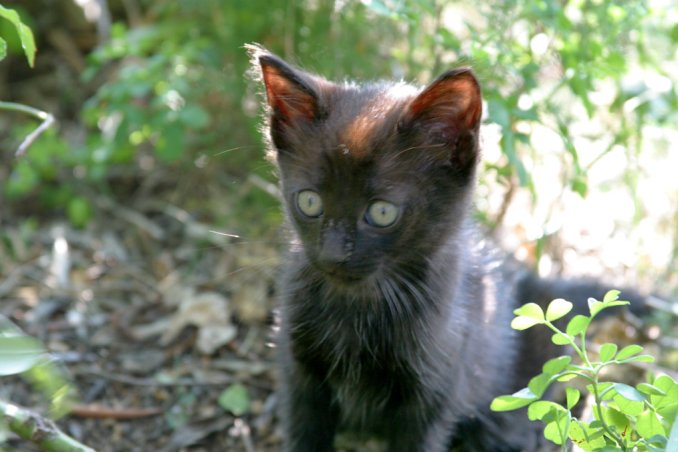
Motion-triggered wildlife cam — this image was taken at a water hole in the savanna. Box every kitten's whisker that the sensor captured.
[209,230,241,238]
[213,145,258,156]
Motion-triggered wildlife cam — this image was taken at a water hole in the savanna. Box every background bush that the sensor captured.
[1,0,676,291]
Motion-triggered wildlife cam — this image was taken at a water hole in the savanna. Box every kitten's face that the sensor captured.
[250,46,482,287]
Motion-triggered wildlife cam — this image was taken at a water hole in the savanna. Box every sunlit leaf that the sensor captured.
[637,383,666,397]
[551,332,572,346]
[636,409,666,439]
[598,343,618,362]
[543,356,572,375]
[566,315,590,336]
[603,290,620,303]
[0,5,36,67]
[612,383,646,402]
[565,387,580,410]
[0,335,46,375]
[616,344,643,361]
[514,303,545,320]
[490,388,538,412]
[546,298,573,321]
[528,400,564,421]
[528,372,553,398]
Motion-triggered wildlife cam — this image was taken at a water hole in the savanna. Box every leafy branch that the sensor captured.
[0,101,56,158]
[0,400,95,452]
[491,290,678,451]
[0,4,55,158]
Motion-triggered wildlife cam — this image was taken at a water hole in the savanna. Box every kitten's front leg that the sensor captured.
[385,401,455,452]
[279,363,338,452]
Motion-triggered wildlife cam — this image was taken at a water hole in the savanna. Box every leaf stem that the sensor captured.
[590,371,627,451]
[0,101,56,158]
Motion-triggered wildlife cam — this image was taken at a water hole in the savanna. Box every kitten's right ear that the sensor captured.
[247,44,320,128]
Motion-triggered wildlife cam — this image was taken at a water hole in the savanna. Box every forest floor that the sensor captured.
[1,201,284,451]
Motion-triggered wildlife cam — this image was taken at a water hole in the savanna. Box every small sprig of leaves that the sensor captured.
[491,290,678,452]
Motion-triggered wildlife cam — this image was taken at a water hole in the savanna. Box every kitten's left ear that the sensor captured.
[399,68,482,163]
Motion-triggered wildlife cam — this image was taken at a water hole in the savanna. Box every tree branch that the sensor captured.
[0,101,56,158]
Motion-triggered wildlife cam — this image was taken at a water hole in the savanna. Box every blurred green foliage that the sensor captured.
[2,0,677,233]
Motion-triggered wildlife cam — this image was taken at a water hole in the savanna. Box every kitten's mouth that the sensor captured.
[320,267,367,285]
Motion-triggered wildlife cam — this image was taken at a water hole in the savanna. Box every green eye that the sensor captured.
[366,201,399,227]
[296,190,323,217]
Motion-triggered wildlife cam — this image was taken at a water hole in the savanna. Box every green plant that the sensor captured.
[0,316,94,451]
[491,290,678,451]
[0,4,55,157]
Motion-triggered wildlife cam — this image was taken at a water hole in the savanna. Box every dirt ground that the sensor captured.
[1,207,284,451]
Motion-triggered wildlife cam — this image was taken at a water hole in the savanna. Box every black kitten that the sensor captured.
[248,45,641,452]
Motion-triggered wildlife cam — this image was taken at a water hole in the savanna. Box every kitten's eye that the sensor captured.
[366,201,399,228]
[296,190,323,218]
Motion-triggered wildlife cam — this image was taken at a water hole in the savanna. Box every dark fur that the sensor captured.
[248,45,644,452]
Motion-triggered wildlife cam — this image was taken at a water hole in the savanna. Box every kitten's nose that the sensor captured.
[318,227,351,266]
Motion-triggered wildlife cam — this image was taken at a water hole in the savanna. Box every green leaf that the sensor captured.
[545,298,573,321]
[0,37,6,61]
[651,375,678,420]
[636,409,666,439]
[490,388,538,412]
[601,406,630,431]
[637,383,666,397]
[529,372,554,398]
[543,356,572,375]
[218,383,250,416]
[618,354,655,364]
[615,344,643,360]
[566,387,580,410]
[528,400,565,421]
[612,383,646,402]
[569,421,606,451]
[0,335,46,376]
[551,332,573,346]
[614,392,645,416]
[557,373,578,382]
[514,303,545,321]
[566,315,590,336]
[603,290,620,303]
[668,406,678,452]
[587,298,605,317]
[68,197,93,229]
[0,5,36,67]
[511,315,543,330]
[542,410,570,445]
[598,343,618,362]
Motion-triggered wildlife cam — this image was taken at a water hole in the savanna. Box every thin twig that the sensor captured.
[0,101,56,158]
[0,399,95,452]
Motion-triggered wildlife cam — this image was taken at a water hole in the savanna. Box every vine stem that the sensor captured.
[544,320,629,449]
[0,399,95,451]
[591,373,627,450]
[0,101,56,158]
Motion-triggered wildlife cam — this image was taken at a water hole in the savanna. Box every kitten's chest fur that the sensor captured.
[279,238,517,432]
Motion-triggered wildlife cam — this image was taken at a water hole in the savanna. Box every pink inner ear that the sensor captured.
[409,71,482,131]
[262,65,317,124]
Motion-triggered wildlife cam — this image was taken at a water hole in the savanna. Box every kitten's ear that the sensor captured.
[398,68,483,170]
[403,68,482,133]
[248,45,320,127]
